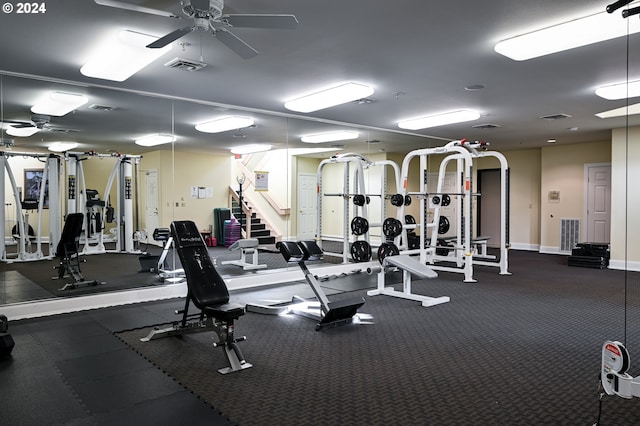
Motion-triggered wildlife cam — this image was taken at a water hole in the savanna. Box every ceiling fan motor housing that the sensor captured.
[182,0,223,20]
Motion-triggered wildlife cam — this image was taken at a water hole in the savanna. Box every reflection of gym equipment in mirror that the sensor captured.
[221,238,267,271]
[317,153,401,264]
[247,240,370,331]
[54,213,106,290]
[141,220,252,375]
[65,152,142,255]
[0,152,62,262]
[152,227,185,283]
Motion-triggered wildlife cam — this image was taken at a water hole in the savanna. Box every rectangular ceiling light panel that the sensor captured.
[31,92,88,116]
[596,102,640,118]
[6,125,39,137]
[195,116,254,133]
[495,10,640,61]
[596,80,640,100]
[81,30,172,82]
[285,83,374,113]
[398,110,480,130]
[301,131,359,143]
[135,134,176,146]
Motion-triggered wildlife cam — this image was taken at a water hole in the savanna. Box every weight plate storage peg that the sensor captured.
[377,242,400,264]
[351,240,372,262]
[350,216,369,236]
[382,217,403,238]
[390,193,404,207]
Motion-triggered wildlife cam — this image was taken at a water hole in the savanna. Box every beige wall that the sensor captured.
[611,127,640,269]
[539,140,611,253]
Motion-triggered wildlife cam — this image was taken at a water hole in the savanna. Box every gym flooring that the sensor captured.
[2,249,640,424]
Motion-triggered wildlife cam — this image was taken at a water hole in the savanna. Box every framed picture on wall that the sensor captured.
[24,168,48,208]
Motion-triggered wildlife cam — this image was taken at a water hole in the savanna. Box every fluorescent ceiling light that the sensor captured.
[80,30,172,82]
[301,131,359,143]
[196,116,254,133]
[596,80,640,100]
[595,102,640,118]
[285,83,374,113]
[398,110,481,130]
[230,144,272,155]
[6,125,39,137]
[31,92,88,116]
[494,10,640,61]
[48,142,79,152]
[134,134,176,146]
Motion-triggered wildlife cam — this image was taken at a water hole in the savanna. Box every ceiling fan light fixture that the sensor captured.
[301,131,359,143]
[494,10,640,61]
[284,83,375,113]
[135,134,176,146]
[31,92,88,117]
[230,144,272,155]
[398,110,481,130]
[48,141,79,152]
[196,116,255,133]
[596,80,640,100]
[6,125,39,137]
[80,30,172,82]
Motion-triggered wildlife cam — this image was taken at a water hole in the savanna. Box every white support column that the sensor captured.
[47,155,61,254]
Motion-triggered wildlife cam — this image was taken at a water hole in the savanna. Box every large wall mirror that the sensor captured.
[0,71,441,308]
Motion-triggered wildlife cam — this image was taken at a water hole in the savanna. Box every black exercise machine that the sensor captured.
[54,213,105,290]
[0,314,15,357]
[248,240,368,331]
[140,220,252,375]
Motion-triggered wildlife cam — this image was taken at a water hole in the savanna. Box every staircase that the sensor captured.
[231,198,276,245]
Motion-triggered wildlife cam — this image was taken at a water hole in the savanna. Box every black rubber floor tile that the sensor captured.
[94,390,235,426]
[72,367,185,415]
[56,347,152,383]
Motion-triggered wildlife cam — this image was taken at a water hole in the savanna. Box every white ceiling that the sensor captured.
[0,0,639,156]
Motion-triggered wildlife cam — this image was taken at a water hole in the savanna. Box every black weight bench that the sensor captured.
[141,220,252,374]
[249,240,368,331]
[54,213,105,290]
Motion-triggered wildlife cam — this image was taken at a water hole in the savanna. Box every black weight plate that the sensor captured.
[351,240,372,262]
[377,242,400,264]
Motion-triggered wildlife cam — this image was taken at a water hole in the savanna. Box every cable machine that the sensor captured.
[0,151,61,262]
[65,152,141,255]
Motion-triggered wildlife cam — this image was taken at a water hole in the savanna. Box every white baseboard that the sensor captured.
[608,259,640,272]
[509,243,540,251]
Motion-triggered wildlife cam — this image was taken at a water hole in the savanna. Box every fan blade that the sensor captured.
[11,122,35,129]
[214,28,258,59]
[94,0,181,19]
[147,27,195,48]
[222,14,298,29]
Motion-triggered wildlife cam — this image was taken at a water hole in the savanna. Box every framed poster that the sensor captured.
[255,171,268,191]
[24,168,48,208]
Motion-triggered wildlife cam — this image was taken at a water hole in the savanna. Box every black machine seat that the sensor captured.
[55,213,104,290]
[152,227,171,242]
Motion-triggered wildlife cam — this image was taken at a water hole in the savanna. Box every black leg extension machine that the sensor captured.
[54,213,105,290]
[141,220,252,375]
[249,240,368,331]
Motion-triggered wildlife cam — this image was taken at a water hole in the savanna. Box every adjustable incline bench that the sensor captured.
[141,220,252,374]
[55,213,105,290]
[248,240,368,331]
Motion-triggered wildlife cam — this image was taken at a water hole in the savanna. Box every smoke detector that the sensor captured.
[164,57,207,72]
[539,113,572,120]
[472,123,501,129]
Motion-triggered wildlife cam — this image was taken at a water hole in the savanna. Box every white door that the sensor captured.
[586,164,611,243]
[143,169,160,245]
[297,173,317,240]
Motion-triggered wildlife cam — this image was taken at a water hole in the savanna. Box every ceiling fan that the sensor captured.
[1,114,80,136]
[94,0,298,59]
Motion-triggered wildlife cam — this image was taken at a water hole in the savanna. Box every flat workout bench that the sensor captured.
[141,220,252,374]
[221,238,267,271]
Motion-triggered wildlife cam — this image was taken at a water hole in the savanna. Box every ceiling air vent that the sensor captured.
[164,57,207,72]
[88,104,117,112]
[539,113,572,120]
[472,123,501,129]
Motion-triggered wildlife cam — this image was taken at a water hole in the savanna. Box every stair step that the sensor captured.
[250,229,271,237]
[257,236,276,245]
